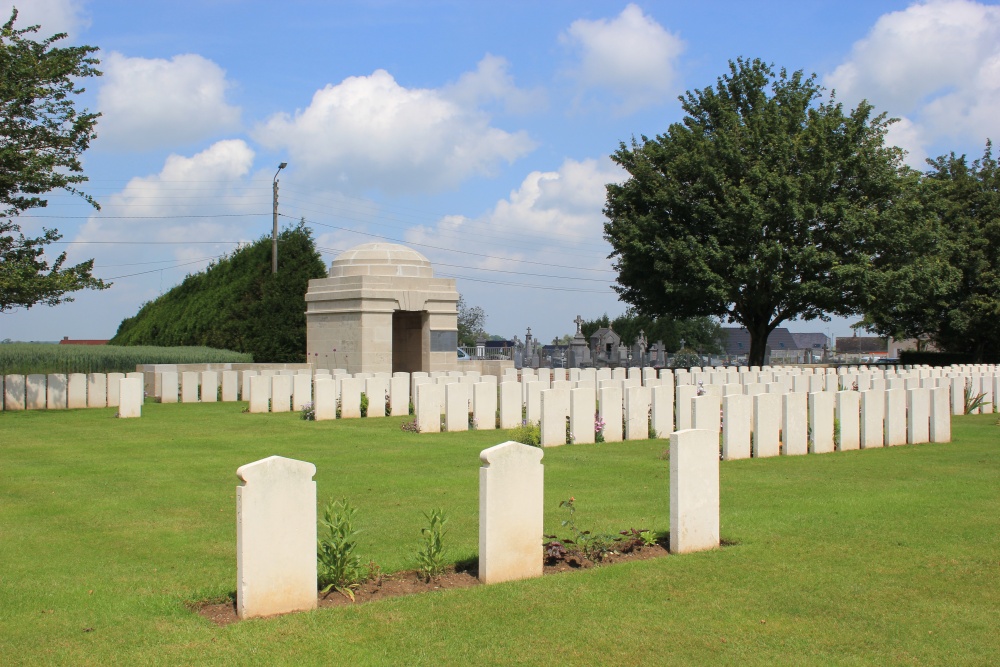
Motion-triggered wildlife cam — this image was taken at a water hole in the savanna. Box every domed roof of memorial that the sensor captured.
[328,243,434,278]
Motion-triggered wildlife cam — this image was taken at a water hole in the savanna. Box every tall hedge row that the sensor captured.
[111,224,327,362]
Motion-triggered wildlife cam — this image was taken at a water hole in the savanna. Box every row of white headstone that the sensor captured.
[2,372,144,417]
[235,432,720,619]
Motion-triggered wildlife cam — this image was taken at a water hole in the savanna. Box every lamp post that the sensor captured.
[272,162,287,274]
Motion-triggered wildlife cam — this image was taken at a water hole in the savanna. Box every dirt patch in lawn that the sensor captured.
[197,543,671,626]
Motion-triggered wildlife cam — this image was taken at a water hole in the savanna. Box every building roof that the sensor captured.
[328,243,433,279]
[59,337,109,345]
[790,332,830,350]
[720,327,801,355]
[836,336,888,354]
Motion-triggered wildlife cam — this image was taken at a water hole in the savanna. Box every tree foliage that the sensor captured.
[0,9,107,312]
[111,224,327,362]
[862,142,1000,361]
[603,57,901,366]
[457,294,486,346]
[580,311,722,354]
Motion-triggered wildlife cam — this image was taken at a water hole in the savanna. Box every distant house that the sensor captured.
[59,337,109,345]
[721,327,807,362]
[836,336,888,360]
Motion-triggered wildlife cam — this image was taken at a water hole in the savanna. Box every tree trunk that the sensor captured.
[747,322,771,367]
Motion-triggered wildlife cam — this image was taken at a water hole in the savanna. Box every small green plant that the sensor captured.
[416,508,449,581]
[558,497,616,562]
[833,417,841,449]
[360,392,369,417]
[317,498,364,599]
[508,420,541,447]
[964,382,988,414]
[385,391,391,416]
[300,401,316,421]
[566,415,573,444]
[640,529,658,547]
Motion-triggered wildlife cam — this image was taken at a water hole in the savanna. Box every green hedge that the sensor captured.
[0,343,251,375]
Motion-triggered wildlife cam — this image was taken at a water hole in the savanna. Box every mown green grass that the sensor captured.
[1,405,997,665]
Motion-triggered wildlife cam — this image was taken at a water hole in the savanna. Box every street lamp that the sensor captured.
[272,162,287,274]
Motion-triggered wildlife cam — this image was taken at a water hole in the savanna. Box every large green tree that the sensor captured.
[0,9,107,312]
[603,58,902,366]
[862,142,1000,361]
[111,224,327,362]
[580,311,722,354]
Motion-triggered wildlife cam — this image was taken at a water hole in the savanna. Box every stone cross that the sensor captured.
[574,315,585,335]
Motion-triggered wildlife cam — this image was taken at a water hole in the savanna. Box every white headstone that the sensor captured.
[292,373,312,411]
[221,371,239,402]
[524,381,544,424]
[249,376,271,413]
[364,377,390,417]
[540,388,570,446]
[201,371,219,403]
[906,387,930,444]
[339,377,363,419]
[236,456,317,619]
[26,374,46,409]
[722,394,751,460]
[445,382,471,432]
[670,429,720,554]
[389,375,410,417]
[479,442,544,585]
[498,381,522,429]
[651,384,674,439]
[625,386,651,440]
[808,392,835,454]
[181,371,200,403]
[835,391,861,451]
[884,389,907,446]
[271,375,292,413]
[598,385,623,443]
[314,378,337,420]
[117,377,143,418]
[675,384,697,430]
[691,393,720,434]
[860,390,885,449]
[570,386,596,444]
[472,382,497,430]
[46,374,67,409]
[107,372,125,407]
[415,383,444,433]
[782,392,808,456]
[4,374,26,411]
[67,373,87,409]
[753,393,781,458]
[929,385,951,443]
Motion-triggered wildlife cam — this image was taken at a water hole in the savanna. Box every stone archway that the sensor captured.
[304,243,459,374]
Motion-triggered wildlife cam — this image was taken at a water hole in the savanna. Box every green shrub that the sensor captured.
[507,420,540,447]
[317,498,364,597]
[415,508,448,582]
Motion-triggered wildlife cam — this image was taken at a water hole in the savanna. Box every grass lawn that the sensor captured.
[1,403,998,665]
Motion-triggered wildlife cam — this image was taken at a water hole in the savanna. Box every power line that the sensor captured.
[292,214,615,274]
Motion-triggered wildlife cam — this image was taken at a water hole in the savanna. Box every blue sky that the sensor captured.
[4,0,999,345]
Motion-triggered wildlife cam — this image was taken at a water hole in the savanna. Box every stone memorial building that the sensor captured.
[305,243,460,374]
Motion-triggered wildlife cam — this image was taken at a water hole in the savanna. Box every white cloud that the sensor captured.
[826,0,1000,154]
[253,68,535,195]
[444,54,547,115]
[885,116,930,168]
[74,140,260,279]
[0,0,89,37]
[560,3,684,114]
[95,52,241,151]
[407,157,624,267]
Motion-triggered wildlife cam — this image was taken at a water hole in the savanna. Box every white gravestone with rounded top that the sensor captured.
[479,442,544,585]
[670,429,720,554]
[236,456,317,619]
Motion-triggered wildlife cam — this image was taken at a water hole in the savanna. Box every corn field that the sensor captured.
[0,344,252,376]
